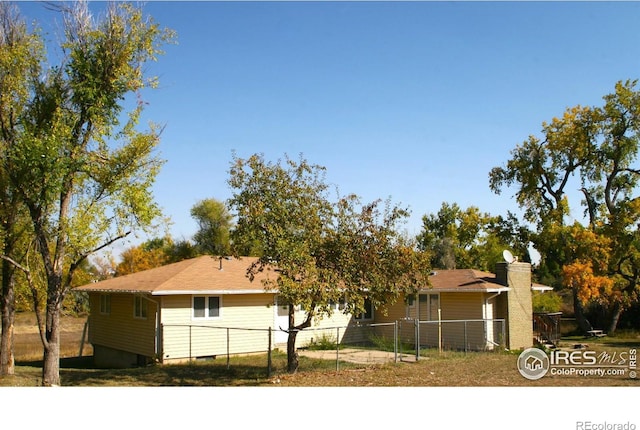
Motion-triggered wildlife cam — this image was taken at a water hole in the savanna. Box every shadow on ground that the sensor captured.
[15,355,282,387]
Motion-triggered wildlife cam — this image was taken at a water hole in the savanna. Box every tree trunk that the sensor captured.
[1,261,16,376]
[0,314,15,376]
[572,288,592,334]
[606,302,623,336]
[0,297,15,376]
[286,330,299,374]
[285,305,313,374]
[286,305,299,373]
[42,303,61,386]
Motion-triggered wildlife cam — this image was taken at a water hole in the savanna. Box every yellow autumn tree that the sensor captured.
[562,260,614,306]
[116,245,168,276]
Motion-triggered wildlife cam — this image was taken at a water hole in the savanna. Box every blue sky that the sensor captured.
[18,1,640,252]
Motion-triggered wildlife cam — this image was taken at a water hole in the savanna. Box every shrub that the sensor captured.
[306,333,337,350]
[532,291,562,313]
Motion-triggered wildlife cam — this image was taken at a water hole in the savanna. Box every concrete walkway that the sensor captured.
[298,348,416,364]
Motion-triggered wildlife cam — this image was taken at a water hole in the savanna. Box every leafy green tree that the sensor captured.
[532,291,563,313]
[0,1,44,376]
[190,198,232,256]
[228,153,430,372]
[164,238,199,263]
[417,202,530,272]
[489,79,640,334]
[1,1,174,385]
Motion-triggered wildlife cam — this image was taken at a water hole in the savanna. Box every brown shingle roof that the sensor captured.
[74,256,276,295]
[423,269,510,292]
[76,258,523,296]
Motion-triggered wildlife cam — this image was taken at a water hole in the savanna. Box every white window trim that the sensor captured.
[133,295,148,320]
[192,295,222,320]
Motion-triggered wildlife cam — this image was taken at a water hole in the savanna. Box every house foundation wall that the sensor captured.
[92,344,151,368]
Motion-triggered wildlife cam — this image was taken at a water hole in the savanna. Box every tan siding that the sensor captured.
[277,299,392,348]
[376,292,490,351]
[88,293,158,357]
[159,293,374,361]
[90,287,506,363]
[294,310,357,347]
[160,293,275,361]
[440,292,483,320]
[376,297,411,324]
[439,292,485,350]
[375,294,412,345]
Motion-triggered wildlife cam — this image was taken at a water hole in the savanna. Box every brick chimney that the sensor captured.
[495,261,533,350]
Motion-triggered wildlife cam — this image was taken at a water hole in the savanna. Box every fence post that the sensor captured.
[189,325,192,361]
[336,327,340,372]
[267,327,272,377]
[438,309,442,354]
[398,319,402,361]
[464,321,468,353]
[394,320,398,363]
[414,318,419,362]
[226,327,230,370]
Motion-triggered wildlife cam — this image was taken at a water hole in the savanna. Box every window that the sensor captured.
[406,295,416,307]
[329,298,346,311]
[355,298,374,321]
[193,296,221,319]
[429,295,439,321]
[99,294,111,315]
[134,295,148,319]
[405,294,417,318]
[418,293,440,321]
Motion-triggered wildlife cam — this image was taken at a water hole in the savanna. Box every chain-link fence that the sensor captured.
[161,324,273,368]
[161,318,506,373]
[412,318,506,355]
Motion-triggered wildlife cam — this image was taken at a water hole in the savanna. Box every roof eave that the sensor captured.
[76,288,272,295]
[419,287,510,293]
[151,290,271,296]
[74,288,154,294]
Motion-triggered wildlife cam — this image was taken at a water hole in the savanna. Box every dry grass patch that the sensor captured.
[274,349,639,387]
[12,312,92,362]
[2,313,639,387]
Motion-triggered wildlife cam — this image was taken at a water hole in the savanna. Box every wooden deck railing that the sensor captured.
[533,312,562,348]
